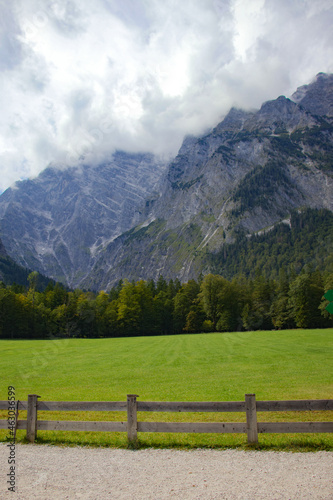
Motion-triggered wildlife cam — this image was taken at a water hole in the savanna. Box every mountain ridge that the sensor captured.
[0,152,166,286]
[81,73,333,289]
[0,73,332,290]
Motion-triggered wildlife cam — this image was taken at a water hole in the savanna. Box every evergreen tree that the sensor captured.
[270,269,294,329]
[174,279,201,332]
[288,271,325,328]
[198,274,225,331]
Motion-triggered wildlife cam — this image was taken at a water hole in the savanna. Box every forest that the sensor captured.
[0,267,332,339]
[210,208,333,280]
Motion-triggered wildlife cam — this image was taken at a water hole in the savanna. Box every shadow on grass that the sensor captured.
[6,434,332,453]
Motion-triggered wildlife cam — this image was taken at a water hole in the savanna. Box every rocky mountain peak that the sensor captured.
[214,107,254,133]
[246,94,317,133]
[291,72,333,117]
[258,95,299,118]
[177,135,200,156]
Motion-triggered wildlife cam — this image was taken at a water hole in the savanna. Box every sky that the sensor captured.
[0,0,332,192]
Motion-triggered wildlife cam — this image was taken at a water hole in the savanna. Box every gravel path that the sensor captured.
[1,444,332,499]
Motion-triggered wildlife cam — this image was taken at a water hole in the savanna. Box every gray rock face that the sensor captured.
[0,238,7,258]
[82,74,333,290]
[0,73,332,290]
[291,73,333,118]
[0,152,166,287]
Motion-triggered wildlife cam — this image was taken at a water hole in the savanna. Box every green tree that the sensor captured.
[154,290,174,334]
[0,288,18,338]
[184,301,206,333]
[95,291,110,337]
[319,273,333,323]
[156,275,168,294]
[77,293,96,337]
[43,282,67,309]
[241,272,274,331]
[117,280,154,336]
[174,279,201,332]
[135,280,154,334]
[288,271,325,328]
[28,271,39,301]
[104,300,119,337]
[64,290,82,337]
[270,269,294,329]
[27,271,39,337]
[51,304,67,337]
[198,274,225,331]
[250,272,274,330]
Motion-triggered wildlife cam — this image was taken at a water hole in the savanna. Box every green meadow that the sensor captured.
[1,329,332,450]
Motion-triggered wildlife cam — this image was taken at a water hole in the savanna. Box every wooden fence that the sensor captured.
[1,394,332,445]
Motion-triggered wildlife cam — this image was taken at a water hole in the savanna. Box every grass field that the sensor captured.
[1,329,332,450]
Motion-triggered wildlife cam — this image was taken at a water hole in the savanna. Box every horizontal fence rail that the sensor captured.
[0,394,332,445]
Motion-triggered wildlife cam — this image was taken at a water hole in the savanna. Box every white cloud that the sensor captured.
[0,0,332,191]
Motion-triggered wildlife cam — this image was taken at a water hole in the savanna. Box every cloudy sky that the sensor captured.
[0,0,332,192]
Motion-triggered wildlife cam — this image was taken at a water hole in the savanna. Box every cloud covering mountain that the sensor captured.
[1,0,333,191]
[1,72,332,289]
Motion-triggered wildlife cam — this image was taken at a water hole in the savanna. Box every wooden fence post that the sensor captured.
[245,393,258,444]
[127,394,139,446]
[26,394,40,443]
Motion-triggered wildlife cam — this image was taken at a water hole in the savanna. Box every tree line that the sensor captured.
[0,268,332,339]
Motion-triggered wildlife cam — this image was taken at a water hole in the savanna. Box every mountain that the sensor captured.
[0,152,166,287]
[0,73,332,290]
[80,73,333,290]
[0,237,55,289]
[291,72,333,119]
